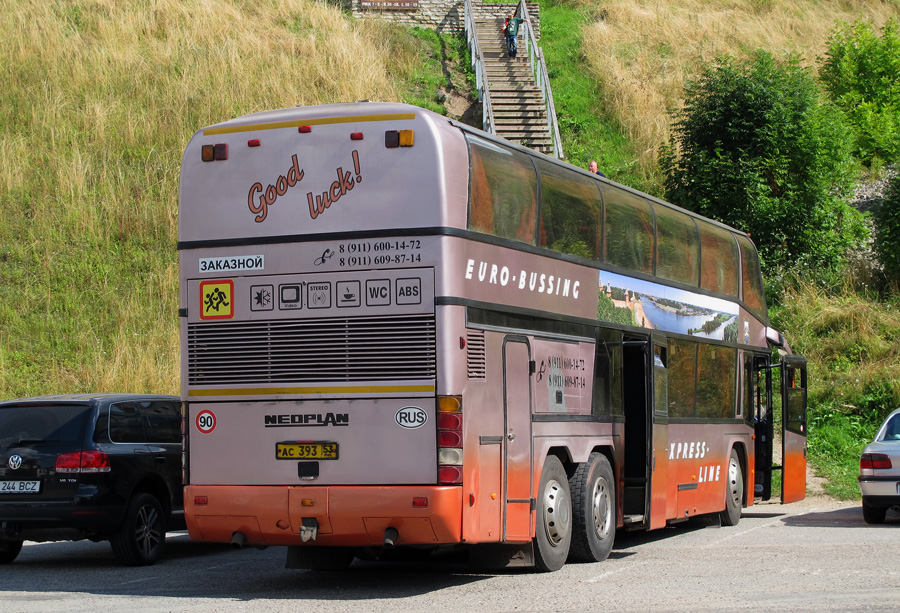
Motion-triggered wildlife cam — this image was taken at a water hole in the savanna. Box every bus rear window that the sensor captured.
[698,221,739,297]
[536,158,602,260]
[467,135,538,245]
[602,186,655,274]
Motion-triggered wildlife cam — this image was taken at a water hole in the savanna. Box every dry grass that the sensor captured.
[0,0,419,396]
[579,0,900,180]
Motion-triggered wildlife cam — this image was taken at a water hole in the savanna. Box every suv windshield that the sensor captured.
[0,404,91,449]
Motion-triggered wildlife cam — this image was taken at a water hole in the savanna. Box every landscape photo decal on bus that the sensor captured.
[597,271,739,341]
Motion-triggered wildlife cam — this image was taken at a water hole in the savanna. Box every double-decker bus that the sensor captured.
[178,102,807,571]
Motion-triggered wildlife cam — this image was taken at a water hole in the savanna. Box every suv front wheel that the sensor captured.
[111,492,166,566]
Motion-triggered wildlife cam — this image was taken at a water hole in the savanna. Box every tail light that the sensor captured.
[860,453,892,470]
[56,450,111,473]
[437,396,463,484]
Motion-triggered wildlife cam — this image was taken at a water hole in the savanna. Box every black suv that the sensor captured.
[0,394,184,565]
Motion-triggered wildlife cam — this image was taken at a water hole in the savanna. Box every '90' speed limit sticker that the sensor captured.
[196,410,217,434]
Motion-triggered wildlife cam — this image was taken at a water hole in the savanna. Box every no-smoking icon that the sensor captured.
[196,409,216,434]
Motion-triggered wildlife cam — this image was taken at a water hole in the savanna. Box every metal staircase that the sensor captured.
[464,0,563,158]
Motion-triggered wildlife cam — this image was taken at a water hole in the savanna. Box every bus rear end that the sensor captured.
[178,102,470,567]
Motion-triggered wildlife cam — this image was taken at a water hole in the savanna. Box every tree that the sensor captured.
[874,171,900,285]
[661,51,868,273]
[820,20,900,165]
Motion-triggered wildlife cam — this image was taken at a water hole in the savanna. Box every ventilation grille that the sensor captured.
[188,314,436,386]
[466,330,486,380]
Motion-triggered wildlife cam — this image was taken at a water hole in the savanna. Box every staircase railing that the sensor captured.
[464,0,496,136]
[518,0,564,159]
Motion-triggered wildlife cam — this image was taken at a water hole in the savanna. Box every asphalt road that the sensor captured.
[3,498,897,613]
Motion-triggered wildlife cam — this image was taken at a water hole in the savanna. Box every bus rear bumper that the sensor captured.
[185,485,462,547]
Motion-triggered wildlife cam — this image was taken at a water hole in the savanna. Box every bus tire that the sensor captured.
[568,452,615,563]
[721,449,743,527]
[533,455,572,572]
[0,540,23,564]
[110,492,166,566]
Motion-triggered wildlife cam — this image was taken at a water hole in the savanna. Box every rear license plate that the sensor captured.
[276,442,338,460]
[0,480,41,494]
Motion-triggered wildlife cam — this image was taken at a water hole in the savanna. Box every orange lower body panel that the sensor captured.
[185,485,463,547]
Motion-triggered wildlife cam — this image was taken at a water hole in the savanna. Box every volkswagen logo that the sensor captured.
[8,455,22,470]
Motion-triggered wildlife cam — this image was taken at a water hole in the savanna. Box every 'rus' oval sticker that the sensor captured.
[395,406,428,429]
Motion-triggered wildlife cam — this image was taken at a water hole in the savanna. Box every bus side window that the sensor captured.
[736,234,767,319]
[668,338,697,418]
[535,157,602,260]
[655,204,700,287]
[593,328,623,417]
[696,344,737,419]
[466,135,538,245]
[697,220,739,297]
[600,185,655,274]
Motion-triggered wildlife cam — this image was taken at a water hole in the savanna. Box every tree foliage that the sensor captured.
[874,171,900,285]
[661,51,868,273]
[820,20,900,165]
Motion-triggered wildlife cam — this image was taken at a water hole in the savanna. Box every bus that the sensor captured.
[178,102,807,571]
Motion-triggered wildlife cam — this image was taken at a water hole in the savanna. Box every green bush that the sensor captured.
[660,51,867,274]
[874,171,900,284]
[820,20,900,165]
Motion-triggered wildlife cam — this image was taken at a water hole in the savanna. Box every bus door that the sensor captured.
[622,334,668,529]
[751,355,774,500]
[781,355,808,503]
[502,337,533,541]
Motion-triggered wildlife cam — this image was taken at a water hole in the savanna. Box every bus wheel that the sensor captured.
[568,452,615,563]
[721,450,743,527]
[534,455,572,572]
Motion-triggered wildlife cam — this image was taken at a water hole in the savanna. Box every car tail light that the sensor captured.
[860,453,892,470]
[437,396,463,484]
[56,450,111,473]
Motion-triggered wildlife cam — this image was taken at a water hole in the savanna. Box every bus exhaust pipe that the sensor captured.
[384,527,399,548]
[231,532,247,549]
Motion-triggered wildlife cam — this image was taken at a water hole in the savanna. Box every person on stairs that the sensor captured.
[504,10,529,60]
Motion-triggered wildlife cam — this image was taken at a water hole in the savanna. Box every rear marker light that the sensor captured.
[298,125,312,133]
[412,497,428,508]
[350,132,364,141]
[213,143,228,160]
[201,144,214,162]
[248,138,261,147]
[194,496,208,505]
[399,129,414,147]
[861,453,893,470]
[385,130,399,148]
[55,450,111,474]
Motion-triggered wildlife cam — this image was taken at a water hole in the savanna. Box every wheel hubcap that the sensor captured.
[728,458,741,507]
[135,504,161,555]
[591,476,612,541]
[541,478,571,546]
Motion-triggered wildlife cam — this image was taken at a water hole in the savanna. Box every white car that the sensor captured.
[859,407,900,524]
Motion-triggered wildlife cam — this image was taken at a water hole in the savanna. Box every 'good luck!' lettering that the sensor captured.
[247,154,305,223]
[307,150,362,220]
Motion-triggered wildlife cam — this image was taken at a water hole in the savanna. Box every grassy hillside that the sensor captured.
[0,0,457,397]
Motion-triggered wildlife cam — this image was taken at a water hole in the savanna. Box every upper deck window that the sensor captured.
[655,204,700,286]
[735,234,767,319]
[698,220,739,297]
[536,158,602,260]
[467,135,538,245]
[601,185,655,274]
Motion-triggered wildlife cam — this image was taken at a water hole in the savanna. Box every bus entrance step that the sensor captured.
[623,514,645,525]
